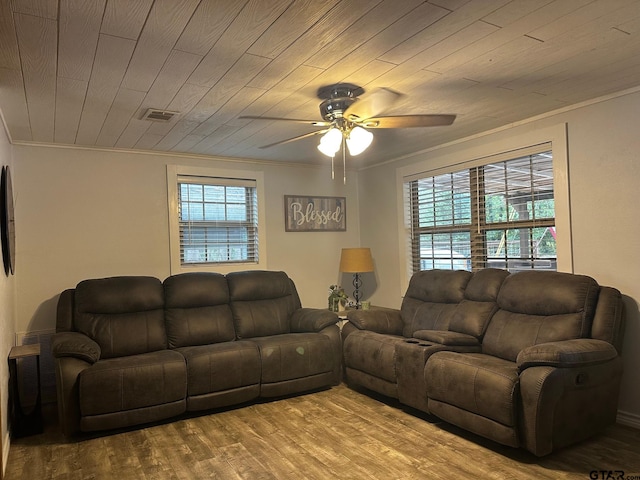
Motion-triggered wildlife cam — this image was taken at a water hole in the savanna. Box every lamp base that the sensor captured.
[352,273,363,309]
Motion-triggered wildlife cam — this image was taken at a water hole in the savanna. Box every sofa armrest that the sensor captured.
[52,332,101,364]
[290,308,339,333]
[346,307,403,335]
[516,339,618,371]
[413,329,479,347]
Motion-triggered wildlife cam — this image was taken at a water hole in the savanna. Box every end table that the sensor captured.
[8,344,43,437]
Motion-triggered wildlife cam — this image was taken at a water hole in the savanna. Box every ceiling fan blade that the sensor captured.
[360,114,456,128]
[259,129,330,149]
[344,87,402,122]
[239,115,331,127]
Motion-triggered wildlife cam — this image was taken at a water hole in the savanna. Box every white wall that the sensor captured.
[12,146,361,336]
[358,89,640,425]
[0,119,16,473]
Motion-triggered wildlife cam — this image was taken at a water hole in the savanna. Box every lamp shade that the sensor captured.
[339,247,374,273]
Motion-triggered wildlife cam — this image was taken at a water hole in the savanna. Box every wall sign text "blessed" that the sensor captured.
[284,195,346,232]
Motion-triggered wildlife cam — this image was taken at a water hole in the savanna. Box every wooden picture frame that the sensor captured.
[284,195,346,232]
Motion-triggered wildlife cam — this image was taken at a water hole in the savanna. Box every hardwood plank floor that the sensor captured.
[5,384,640,479]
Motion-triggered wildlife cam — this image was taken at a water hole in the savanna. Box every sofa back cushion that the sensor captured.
[591,286,625,354]
[483,271,600,361]
[74,276,166,358]
[163,272,235,348]
[228,270,301,339]
[56,288,75,332]
[449,268,510,339]
[401,270,472,337]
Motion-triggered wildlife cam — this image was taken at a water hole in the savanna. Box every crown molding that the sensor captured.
[11,140,338,170]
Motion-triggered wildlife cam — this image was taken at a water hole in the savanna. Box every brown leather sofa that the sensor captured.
[343,269,625,456]
[52,270,341,437]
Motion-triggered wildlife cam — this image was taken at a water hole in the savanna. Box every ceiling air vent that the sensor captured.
[142,108,179,122]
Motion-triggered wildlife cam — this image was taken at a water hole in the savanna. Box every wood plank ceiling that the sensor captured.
[1,0,640,167]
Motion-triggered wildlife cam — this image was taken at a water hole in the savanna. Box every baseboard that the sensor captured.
[616,410,640,429]
[2,430,9,477]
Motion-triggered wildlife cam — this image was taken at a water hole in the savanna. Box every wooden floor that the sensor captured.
[4,384,640,479]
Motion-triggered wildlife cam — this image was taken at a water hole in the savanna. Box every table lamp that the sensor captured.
[339,247,374,309]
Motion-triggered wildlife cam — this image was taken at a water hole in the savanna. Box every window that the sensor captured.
[167,166,266,274]
[406,147,556,273]
[178,178,257,265]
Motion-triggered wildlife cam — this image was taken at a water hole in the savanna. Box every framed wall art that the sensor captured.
[284,195,346,232]
[1,165,16,275]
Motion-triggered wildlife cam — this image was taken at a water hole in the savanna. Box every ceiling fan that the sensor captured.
[239,83,456,181]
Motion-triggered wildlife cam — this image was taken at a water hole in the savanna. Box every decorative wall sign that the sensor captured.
[284,195,346,232]
[1,165,16,275]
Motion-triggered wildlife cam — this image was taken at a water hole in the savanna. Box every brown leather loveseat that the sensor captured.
[52,270,341,437]
[342,268,625,456]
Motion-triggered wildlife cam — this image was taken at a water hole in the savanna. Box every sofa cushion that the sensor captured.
[79,350,186,416]
[164,273,235,348]
[464,268,510,302]
[178,341,261,396]
[251,333,335,384]
[74,276,166,358]
[448,300,499,340]
[400,270,472,337]
[496,270,599,319]
[404,270,472,304]
[447,268,509,339]
[228,271,300,339]
[426,352,519,428]
[483,271,600,362]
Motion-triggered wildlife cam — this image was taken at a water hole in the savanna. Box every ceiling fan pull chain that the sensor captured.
[342,137,347,185]
[331,155,335,180]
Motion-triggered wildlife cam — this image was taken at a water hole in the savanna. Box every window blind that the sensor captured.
[177,175,258,265]
[406,147,556,274]
[409,170,472,272]
[480,151,556,271]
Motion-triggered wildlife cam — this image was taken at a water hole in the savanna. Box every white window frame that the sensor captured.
[167,165,267,275]
[396,123,572,295]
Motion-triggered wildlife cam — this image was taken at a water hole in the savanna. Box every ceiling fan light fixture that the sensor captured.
[317,142,338,157]
[346,126,373,156]
[318,128,342,157]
